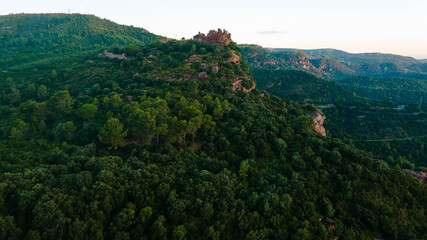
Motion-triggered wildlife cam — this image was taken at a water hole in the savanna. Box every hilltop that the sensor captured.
[0,13,160,68]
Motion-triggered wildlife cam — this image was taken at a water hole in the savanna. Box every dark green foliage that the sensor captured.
[337,76,427,110]
[252,69,354,104]
[0,18,426,240]
[323,102,427,168]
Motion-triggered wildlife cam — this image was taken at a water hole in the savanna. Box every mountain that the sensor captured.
[240,44,426,79]
[418,59,427,64]
[269,48,420,67]
[0,13,160,68]
[1,16,427,239]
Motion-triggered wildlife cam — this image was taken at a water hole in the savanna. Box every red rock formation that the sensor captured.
[308,110,327,136]
[160,37,173,43]
[193,29,231,49]
[231,77,256,93]
[197,72,208,80]
[403,169,427,183]
[211,66,219,74]
[226,52,240,64]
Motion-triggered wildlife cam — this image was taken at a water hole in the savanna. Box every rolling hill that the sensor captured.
[0,13,161,68]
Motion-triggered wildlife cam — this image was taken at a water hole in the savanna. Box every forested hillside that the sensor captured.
[323,103,427,169]
[337,76,427,109]
[252,69,354,104]
[0,14,160,68]
[1,15,427,240]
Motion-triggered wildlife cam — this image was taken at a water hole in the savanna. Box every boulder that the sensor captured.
[188,55,201,63]
[211,66,219,74]
[226,53,240,64]
[307,110,327,136]
[197,72,208,80]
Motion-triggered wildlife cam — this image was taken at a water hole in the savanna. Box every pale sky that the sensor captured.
[2,0,427,59]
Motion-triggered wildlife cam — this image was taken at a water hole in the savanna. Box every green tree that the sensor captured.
[10,88,21,104]
[172,225,187,240]
[77,103,98,120]
[53,121,77,141]
[47,91,73,118]
[275,138,287,156]
[124,44,139,57]
[37,85,49,100]
[98,118,127,149]
[9,119,28,140]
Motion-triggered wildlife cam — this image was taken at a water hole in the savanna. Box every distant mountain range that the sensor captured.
[240,44,427,79]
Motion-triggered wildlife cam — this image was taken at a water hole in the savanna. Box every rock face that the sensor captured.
[403,169,427,183]
[226,52,240,64]
[211,66,219,74]
[193,29,231,49]
[231,76,256,92]
[308,110,326,136]
[197,72,208,80]
[103,50,127,60]
[188,55,201,63]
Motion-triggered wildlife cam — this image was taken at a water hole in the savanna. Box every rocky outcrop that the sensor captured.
[231,76,255,92]
[197,72,208,80]
[188,55,201,63]
[403,169,427,183]
[307,110,326,136]
[211,66,219,73]
[193,29,231,49]
[103,50,127,60]
[226,52,240,64]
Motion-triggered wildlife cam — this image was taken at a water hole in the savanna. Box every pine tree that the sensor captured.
[98,118,127,149]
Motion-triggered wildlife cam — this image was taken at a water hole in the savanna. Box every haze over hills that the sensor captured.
[267,48,420,67]
[240,44,427,79]
[0,13,427,240]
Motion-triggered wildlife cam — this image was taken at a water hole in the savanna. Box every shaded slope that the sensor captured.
[253,68,354,104]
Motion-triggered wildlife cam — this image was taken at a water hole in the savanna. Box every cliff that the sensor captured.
[308,109,327,136]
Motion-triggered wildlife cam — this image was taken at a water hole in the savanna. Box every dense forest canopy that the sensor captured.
[0,13,160,68]
[0,13,427,240]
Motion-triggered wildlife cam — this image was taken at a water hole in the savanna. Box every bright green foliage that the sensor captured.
[98,118,127,149]
[123,44,139,57]
[77,103,98,120]
[37,85,49,100]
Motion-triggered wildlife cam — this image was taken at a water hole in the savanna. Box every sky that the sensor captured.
[2,0,427,59]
